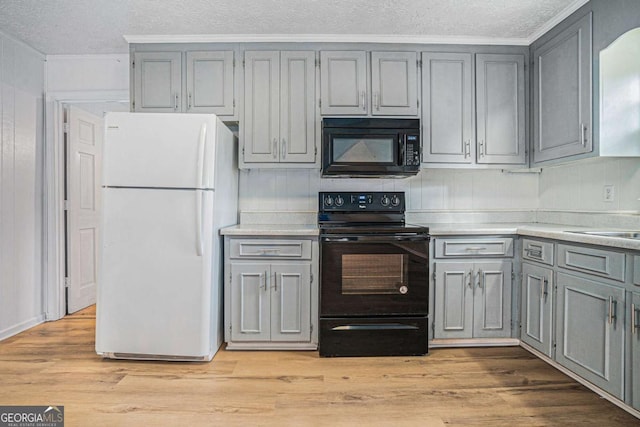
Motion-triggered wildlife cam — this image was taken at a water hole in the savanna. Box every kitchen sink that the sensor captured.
[566,230,640,239]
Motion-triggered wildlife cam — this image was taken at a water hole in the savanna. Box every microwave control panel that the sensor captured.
[404,135,420,166]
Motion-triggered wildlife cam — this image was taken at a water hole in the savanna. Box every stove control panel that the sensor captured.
[319,192,405,212]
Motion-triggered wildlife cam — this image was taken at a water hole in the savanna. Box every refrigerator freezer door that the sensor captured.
[96,188,216,359]
[103,113,218,189]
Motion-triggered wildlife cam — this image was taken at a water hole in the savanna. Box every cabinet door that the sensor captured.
[371,51,418,116]
[421,52,474,163]
[271,263,311,342]
[320,51,368,115]
[555,272,624,399]
[632,292,640,410]
[476,54,526,165]
[186,51,234,115]
[434,262,474,339]
[521,262,554,356]
[280,51,316,163]
[243,51,280,163]
[533,13,592,163]
[230,263,271,342]
[473,261,512,338]
[133,52,182,112]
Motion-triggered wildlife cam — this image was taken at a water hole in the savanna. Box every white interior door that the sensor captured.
[66,106,103,313]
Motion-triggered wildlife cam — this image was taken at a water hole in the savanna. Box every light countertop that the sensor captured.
[221,222,640,251]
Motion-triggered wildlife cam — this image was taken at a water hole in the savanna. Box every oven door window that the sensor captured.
[332,136,396,165]
[342,254,408,295]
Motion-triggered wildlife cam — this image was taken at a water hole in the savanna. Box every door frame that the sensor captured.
[44,91,128,321]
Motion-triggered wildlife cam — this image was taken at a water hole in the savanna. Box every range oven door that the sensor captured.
[320,234,429,317]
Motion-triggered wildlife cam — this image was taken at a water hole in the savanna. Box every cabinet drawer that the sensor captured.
[522,239,554,266]
[634,255,640,286]
[557,244,625,282]
[434,238,513,258]
[230,239,312,259]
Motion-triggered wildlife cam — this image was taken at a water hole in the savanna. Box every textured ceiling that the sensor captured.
[0,0,581,55]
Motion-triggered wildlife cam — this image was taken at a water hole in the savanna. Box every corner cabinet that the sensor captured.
[224,237,319,350]
[131,50,236,118]
[241,51,317,167]
[532,12,592,164]
[432,237,514,341]
[422,52,526,166]
[320,50,418,116]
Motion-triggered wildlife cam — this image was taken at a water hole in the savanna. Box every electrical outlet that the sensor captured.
[603,185,615,202]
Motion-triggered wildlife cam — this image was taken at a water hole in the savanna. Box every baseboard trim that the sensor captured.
[520,342,640,420]
[430,338,520,348]
[0,315,46,341]
[225,342,318,351]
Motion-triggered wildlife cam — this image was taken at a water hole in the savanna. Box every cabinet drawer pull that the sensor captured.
[465,247,487,252]
[525,248,543,258]
[608,296,617,325]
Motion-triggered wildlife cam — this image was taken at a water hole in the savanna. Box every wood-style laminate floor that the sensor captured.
[1,306,638,426]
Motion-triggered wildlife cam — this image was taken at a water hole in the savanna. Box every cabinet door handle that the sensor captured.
[174,93,179,111]
[260,271,268,291]
[479,140,485,157]
[464,140,471,158]
[282,138,287,160]
[608,296,617,325]
[273,138,278,159]
[273,273,278,292]
[188,92,192,110]
[541,277,548,301]
[477,269,483,289]
[467,270,473,289]
[361,91,366,110]
[374,92,380,111]
[581,123,588,147]
[632,303,638,335]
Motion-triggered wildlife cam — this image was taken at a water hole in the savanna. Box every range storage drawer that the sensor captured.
[434,237,514,258]
[522,238,554,265]
[557,243,625,282]
[229,239,312,259]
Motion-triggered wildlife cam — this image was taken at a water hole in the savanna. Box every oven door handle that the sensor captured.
[321,235,429,243]
[331,324,420,331]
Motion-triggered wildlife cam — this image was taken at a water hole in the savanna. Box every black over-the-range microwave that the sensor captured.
[321,118,421,178]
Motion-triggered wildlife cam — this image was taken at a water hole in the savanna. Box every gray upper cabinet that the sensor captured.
[476,54,526,164]
[320,51,368,115]
[320,50,418,116]
[422,52,474,164]
[185,51,235,115]
[532,12,592,164]
[132,50,236,117]
[422,51,526,166]
[370,51,418,116]
[242,50,316,166]
[133,51,182,112]
[555,272,624,399]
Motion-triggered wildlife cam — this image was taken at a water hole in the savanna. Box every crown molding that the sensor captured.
[124,34,530,46]
[527,0,590,44]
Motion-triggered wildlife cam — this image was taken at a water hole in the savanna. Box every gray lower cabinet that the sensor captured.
[422,51,526,166]
[532,12,592,164]
[632,292,640,410]
[555,272,625,399]
[229,262,311,343]
[521,262,554,357]
[434,260,512,339]
[242,50,317,166]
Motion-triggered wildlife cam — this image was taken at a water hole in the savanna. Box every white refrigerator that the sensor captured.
[95,113,238,361]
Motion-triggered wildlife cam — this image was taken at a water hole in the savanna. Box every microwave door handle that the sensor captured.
[399,135,406,165]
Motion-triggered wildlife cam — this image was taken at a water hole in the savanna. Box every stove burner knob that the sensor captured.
[381,195,390,207]
[391,195,401,207]
[324,195,334,206]
[335,195,344,207]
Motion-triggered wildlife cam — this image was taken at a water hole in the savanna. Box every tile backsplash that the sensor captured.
[239,168,539,214]
[539,157,640,212]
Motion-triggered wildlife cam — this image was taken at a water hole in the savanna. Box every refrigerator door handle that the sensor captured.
[195,190,203,256]
[197,123,207,189]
